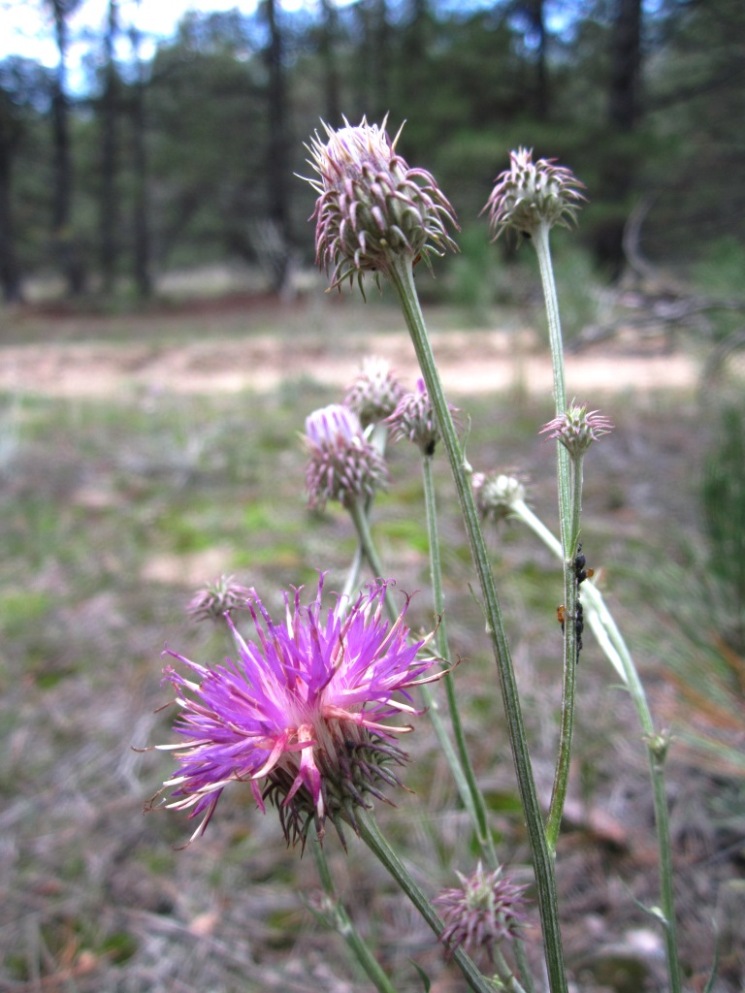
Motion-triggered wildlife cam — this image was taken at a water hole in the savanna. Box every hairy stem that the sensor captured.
[311,831,399,993]
[388,254,568,993]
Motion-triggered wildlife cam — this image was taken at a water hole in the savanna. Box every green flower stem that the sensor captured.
[510,498,683,993]
[311,830,399,993]
[342,424,389,602]
[532,222,570,546]
[493,945,530,993]
[531,221,581,856]
[388,255,568,993]
[355,808,503,993]
[545,453,584,852]
[422,453,498,868]
[348,496,482,839]
[341,543,365,602]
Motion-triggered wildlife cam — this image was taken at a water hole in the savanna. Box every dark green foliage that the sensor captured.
[2,0,744,296]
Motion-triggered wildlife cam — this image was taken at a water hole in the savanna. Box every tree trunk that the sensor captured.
[49,0,85,296]
[0,97,23,303]
[263,0,292,293]
[319,0,342,125]
[596,0,643,275]
[129,10,152,299]
[99,0,120,294]
[530,0,549,121]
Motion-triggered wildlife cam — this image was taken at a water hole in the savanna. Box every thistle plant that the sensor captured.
[150,119,690,993]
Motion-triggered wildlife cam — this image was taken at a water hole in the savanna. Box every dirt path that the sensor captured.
[0,329,698,398]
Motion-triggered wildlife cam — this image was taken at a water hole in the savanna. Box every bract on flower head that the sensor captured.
[386,378,445,457]
[483,147,585,240]
[345,356,405,428]
[156,577,439,846]
[303,116,459,292]
[472,470,527,524]
[305,403,388,509]
[435,862,529,963]
[186,574,252,622]
[540,402,613,457]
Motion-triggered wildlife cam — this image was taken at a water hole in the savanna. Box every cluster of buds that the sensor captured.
[434,862,529,962]
[305,403,387,510]
[304,116,458,291]
[483,146,585,240]
[472,471,527,524]
[540,402,613,457]
[344,356,405,428]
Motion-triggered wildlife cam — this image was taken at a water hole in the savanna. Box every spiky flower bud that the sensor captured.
[540,402,613,457]
[483,147,585,240]
[305,403,387,510]
[386,378,444,457]
[472,471,526,524]
[187,575,252,622]
[304,116,459,291]
[344,356,405,428]
[434,862,529,963]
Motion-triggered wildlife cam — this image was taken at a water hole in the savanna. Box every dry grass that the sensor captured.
[0,297,742,993]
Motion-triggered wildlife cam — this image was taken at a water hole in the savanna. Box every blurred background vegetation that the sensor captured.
[0,0,744,306]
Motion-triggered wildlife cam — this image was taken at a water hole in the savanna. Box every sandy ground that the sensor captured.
[0,328,699,398]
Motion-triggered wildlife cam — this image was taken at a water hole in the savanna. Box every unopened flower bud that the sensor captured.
[483,147,585,239]
[304,116,459,291]
[305,403,387,510]
[187,575,251,622]
[434,862,529,963]
[540,402,613,457]
[386,378,445,456]
[472,471,526,523]
[345,357,404,428]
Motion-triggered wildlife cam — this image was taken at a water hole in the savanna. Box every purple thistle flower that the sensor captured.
[483,147,585,240]
[386,378,447,457]
[434,862,529,963]
[303,116,459,293]
[344,356,405,429]
[156,577,438,845]
[540,402,614,457]
[305,403,388,510]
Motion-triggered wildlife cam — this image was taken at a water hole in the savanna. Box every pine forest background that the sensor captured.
[1,0,744,305]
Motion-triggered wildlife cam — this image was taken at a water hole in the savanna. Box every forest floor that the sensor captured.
[1,291,743,993]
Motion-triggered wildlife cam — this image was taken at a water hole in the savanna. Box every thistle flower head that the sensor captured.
[305,403,388,510]
[483,147,585,240]
[304,116,459,292]
[434,862,529,963]
[344,356,405,428]
[186,575,252,622]
[472,471,527,524]
[386,378,444,457]
[157,577,438,845]
[540,402,613,457]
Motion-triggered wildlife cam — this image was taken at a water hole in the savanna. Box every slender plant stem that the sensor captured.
[532,223,570,546]
[511,499,683,993]
[531,221,582,854]
[347,496,479,831]
[545,452,584,851]
[422,453,498,867]
[388,255,568,993]
[355,808,517,993]
[311,831,399,993]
